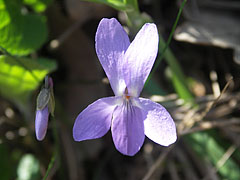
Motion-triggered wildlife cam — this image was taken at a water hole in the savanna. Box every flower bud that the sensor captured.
[35,76,55,141]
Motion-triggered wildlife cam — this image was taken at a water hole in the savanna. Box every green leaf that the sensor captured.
[0,0,47,55]
[185,131,240,179]
[23,0,53,13]
[83,0,134,11]
[17,154,40,180]
[166,61,193,102]
[0,1,10,29]
[0,55,57,103]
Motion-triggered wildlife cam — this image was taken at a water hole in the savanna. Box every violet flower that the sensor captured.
[73,18,177,156]
[35,76,55,141]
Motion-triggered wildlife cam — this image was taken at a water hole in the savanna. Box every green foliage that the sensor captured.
[17,154,40,180]
[185,132,240,179]
[83,0,138,11]
[0,55,57,104]
[0,0,47,55]
[23,0,53,13]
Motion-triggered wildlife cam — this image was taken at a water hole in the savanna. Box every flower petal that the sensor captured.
[73,97,117,141]
[136,98,177,146]
[35,106,49,141]
[123,23,159,97]
[111,101,145,156]
[95,18,130,96]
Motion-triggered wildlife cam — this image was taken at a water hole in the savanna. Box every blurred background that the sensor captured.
[0,0,240,179]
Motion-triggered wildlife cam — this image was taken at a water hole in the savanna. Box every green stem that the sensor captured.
[159,35,193,101]
[126,0,139,12]
[147,0,187,81]
[42,151,57,180]
[42,117,60,180]
[143,0,193,102]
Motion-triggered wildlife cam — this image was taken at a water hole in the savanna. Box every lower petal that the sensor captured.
[73,97,117,141]
[35,106,49,141]
[111,101,145,156]
[136,98,177,146]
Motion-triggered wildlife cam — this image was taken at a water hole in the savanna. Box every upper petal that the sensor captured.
[35,106,49,141]
[73,97,117,141]
[95,18,130,96]
[123,23,159,97]
[136,97,177,146]
[111,101,145,156]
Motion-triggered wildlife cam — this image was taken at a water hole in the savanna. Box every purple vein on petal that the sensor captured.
[73,97,118,141]
[111,100,145,156]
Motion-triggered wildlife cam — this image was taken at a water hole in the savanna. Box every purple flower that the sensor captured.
[35,77,55,141]
[73,18,177,156]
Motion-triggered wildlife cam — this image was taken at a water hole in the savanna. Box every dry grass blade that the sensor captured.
[178,77,233,133]
[202,77,233,118]
[181,118,240,135]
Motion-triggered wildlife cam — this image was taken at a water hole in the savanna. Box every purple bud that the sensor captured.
[35,106,49,141]
[35,76,55,140]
